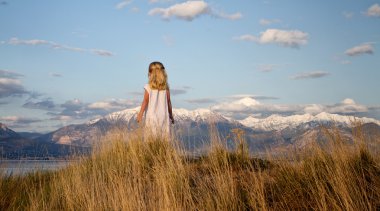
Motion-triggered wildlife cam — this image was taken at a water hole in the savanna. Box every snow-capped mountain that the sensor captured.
[28,107,380,156]
[239,112,380,131]
[88,107,232,125]
[0,123,19,139]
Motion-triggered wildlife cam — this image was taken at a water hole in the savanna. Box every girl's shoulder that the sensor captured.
[144,84,150,92]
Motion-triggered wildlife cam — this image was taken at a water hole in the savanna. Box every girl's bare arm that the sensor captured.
[137,90,149,123]
[167,89,174,124]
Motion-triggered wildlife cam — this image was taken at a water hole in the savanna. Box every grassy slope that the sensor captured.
[1,128,380,210]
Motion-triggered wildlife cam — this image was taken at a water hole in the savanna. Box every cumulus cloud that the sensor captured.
[290,71,330,80]
[0,70,28,98]
[148,1,241,21]
[327,98,368,114]
[259,18,281,26]
[47,99,91,120]
[115,0,133,10]
[48,98,139,121]
[23,99,56,110]
[345,43,374,56]
[303,99,368,115]
[4,37,114,57]
[148,1,209,21]
[365,3,380,17]
[234,29,308,48]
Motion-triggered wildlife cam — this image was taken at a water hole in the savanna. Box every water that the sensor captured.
[0,160,74,176]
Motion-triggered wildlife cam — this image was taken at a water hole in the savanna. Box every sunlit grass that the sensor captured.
[1,126,379,210]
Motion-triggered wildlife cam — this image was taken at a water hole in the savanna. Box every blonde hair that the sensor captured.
[148,61,168,90]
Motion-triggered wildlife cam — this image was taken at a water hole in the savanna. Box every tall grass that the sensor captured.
[1,126,380,210]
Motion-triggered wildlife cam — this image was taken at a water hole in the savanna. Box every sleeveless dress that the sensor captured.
[143,84,170,139]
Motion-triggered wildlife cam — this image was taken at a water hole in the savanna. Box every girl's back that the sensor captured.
[144,84,169,135]
[137,61,174,139]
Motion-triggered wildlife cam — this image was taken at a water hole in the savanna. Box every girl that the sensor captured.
[137,61,174,139]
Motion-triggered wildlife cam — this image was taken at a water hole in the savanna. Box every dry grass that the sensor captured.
[1,126,380,210]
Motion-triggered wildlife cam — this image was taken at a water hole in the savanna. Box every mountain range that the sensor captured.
[1,107,380,158]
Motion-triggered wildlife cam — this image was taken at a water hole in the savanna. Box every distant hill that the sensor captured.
[34,107,380,155]
[2,108,380,158]
[0,123,19,139]
[0,123,90,159]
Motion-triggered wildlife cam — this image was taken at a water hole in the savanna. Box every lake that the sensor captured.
[0,160,75,176]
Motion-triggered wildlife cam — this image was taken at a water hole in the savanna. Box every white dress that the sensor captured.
[143,84,170,139]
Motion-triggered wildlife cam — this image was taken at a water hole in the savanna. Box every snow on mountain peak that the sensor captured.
[87,107,227,124]
[0,123,8,130]
[174,108,226,122]
[239,112,380,131]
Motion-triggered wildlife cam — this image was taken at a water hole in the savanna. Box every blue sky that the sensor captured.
[0,0,380,132]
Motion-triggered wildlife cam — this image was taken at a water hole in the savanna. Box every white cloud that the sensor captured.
[290,71,330,80]
[234,29,308,48]
[303,104,325,115]
[23,99,56,110]
[148,1,209,21]
[148,1,241,21]
[5,37,114,57]
[259,18,281,26]
[115,0,133,10]
[365,3,380,17]
[345,43,374,56]
[327,98,368,114]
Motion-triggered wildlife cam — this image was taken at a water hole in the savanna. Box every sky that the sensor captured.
[0,0,380,132]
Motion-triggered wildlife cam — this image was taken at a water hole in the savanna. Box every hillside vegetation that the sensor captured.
[1,126,380,210]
